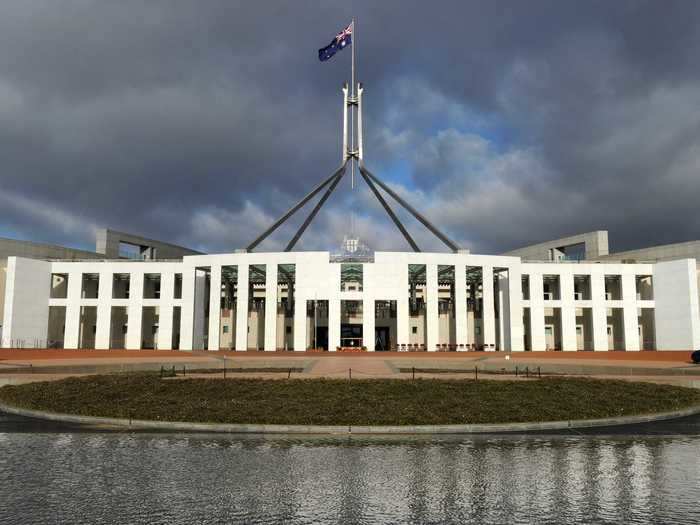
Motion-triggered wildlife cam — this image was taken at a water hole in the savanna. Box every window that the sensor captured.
[636,275,653,300]
[81,273,99,299]
[341,263,363,292]
[50,273,69,299]
[543,275,560,300]
[174,273,183,299]
[412,326,417,334]
[573,275,591,300]
[112,274,130,299]
[521,275,530,300]
[143,274,161,299]
[605,275,622,300]
[222,326,229,334]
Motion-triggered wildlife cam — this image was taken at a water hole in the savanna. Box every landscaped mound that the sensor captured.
[1,375,698,426]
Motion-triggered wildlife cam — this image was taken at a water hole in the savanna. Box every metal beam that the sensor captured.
[285,163,348,251]
[358,167,420,252]
[359,164,460,253]
[247,161,348,252]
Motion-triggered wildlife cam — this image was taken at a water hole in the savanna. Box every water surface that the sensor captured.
[1,413,699,524]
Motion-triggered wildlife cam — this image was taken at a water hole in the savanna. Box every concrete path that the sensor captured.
[0,349,698,387]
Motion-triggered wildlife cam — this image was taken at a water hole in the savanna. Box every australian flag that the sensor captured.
[318,23,352,62]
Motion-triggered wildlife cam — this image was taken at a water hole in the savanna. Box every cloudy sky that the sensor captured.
[2,1,700,255]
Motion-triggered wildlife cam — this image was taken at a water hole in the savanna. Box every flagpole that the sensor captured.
[349,17,356,238]
[350,17,355,192]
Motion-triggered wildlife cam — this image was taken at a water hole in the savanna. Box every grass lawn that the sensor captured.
[0,374,699,426]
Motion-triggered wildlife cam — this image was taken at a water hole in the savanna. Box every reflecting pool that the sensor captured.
[1,413,699,524]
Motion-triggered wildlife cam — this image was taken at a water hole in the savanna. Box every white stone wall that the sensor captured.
[1,257,51,347]
[653,259,700,350]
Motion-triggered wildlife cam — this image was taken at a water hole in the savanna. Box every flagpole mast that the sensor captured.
[350,17,355,192]
[349,17,356,238]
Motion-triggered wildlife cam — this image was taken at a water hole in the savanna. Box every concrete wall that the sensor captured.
[504,231,609,261]
[597,239,700,263]
[95,229,201,259]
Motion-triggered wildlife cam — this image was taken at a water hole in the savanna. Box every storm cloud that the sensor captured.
[1,1,700,254]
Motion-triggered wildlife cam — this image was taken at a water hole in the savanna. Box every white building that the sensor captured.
[2,248,699,352]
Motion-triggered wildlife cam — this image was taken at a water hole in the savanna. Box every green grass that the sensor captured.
[0,374,698,426]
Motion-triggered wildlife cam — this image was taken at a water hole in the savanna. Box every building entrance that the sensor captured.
[341,324,363,348]
[315,326,328,350]
[375,327,390,351]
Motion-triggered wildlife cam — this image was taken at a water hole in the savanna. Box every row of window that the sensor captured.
[50,273,183,300]
[49,270,655,304]
[521,274,654,301]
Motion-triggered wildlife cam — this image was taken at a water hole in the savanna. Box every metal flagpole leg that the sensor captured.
[285,162,349,251]
[359,164,460,252]
[358,167,420,252]
[246,162,348,251]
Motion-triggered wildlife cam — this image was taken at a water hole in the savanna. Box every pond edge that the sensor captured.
[2,402,700,434]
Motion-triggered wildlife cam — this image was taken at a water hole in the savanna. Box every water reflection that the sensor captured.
[0,427,698,524]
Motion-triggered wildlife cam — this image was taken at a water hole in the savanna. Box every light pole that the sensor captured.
[314,293,318,350]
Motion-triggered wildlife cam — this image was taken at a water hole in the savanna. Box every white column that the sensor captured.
[455,264,467,348]
[560,272,577,351]
[397,264,409,346]
[590,272,608,351]
[207,265,221,351]
[94,271,112,349]
[126,272,144,349]
[506,266,524,351]
[293,295,307,351]
[328,298,341,351]
[235,264,249,351]
[63,271,83,349]
[158,272,174,350]
[363,297,374,351]
[426,264,439,351]
[179,267,196,351]
[529,271,546,351]
[192,271,207,350]
[622,273,640,351]
[496,274,507,350]
[264,264,278,351]
[158,306,173,350]
[482,266,496,349]
[397,296,409,347]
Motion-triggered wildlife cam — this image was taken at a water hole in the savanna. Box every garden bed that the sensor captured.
[1,374,698,426]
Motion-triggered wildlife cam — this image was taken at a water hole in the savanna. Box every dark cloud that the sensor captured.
[1,1,700,254]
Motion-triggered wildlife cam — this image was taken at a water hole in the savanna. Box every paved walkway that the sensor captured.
[0,349,697,386]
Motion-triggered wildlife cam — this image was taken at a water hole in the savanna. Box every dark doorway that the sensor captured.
[375,327,390,351]
[315,326,329,350]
